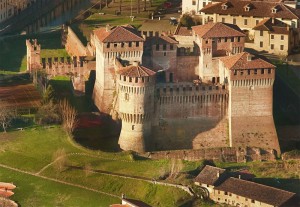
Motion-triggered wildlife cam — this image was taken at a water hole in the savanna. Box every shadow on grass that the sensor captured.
[254,178,300,196]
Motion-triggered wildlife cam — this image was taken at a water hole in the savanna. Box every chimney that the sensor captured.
[247,54,253,61]
[106,24,111,32]
[238,175,241,179]
[132,61,139,66]
[272,18,275,24]
[217,171,220,178]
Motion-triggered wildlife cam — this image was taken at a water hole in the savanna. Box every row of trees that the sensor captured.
[0,85,78,135]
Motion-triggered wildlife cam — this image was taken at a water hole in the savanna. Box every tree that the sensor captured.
[59,99,78,135]
[180,14,196,29]
[52,148,68,172]
[0,101,15,133]
[36,101,61,125]
[41,85,54,105]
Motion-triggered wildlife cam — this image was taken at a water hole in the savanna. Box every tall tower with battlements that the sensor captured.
[192,22,245,83]
[92,25,145,114]
[117,62,156,152]
[26,39,41,72]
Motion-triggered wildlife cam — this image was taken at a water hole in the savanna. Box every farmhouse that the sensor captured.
[200,0,300,55]
[195,165,298,207]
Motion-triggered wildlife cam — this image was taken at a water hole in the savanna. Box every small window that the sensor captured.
[271,34,274,39]
[229,193,232,196]
[163,44,167,50]
[114,43,117,47]
[203,2,206,7]
[268,68,272,74]
[256,19,259,25]
[170,44,174,50]
[163,52,166,56]
[121,42,124,47]
[254,69,257,74]
[234,70,237,75]
[240,70,244,75]
[260,30,263,36]
[244,19,248,25]
[233,18,236,25]
[156,44,159,51]
[231,37,234,42]
[248,70,250,75]
[218,191,220,194]
[225,37,227,42]
[136,41,139,47]
[260,41,263,48]
[261,69,264,74]
[280,45,284,50]
[251,199,255,203]
[192,0,196,5]
[206,40,209,44]
[271,44,274,49]
[125,93,129,100]
[107,43,110,48]
[225,192,228,195]
[129,42,132,47]
[237,37,240,42]
[281,35,284,40]
[222,18,225,23]
[132,125,135,130]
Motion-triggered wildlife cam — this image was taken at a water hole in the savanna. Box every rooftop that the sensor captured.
[220,52,275,70]
[201,0,300,19]
[215,177,296,206]
[194,165,227,186]
[192,22,245,38]
[118,62,156,78]
[253,18,291,35]
[94,25,144,43]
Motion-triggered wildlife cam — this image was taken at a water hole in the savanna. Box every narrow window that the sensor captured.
[271,35,274,39]
[136,41,139,47]
[254,69,257,74]
[280,45,284,50]
[260,30,263,36]
[107,43,110,48]
[114,43,117,47]
[129,42,132,47]
[260,41,263,47]
[164,52,166,56]
[170,44,174,50]
[233,18,236,25]
[261,69,264,74]
[256,19,259,25]
[132,125,135,130]
[281,35,284,40]
[244,19,248,25]
[222,18,225,23]
[156,44,159,51]
[163,44,167,50]
[271,44,274,49]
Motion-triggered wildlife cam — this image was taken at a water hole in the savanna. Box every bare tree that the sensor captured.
[52,148,68,172]
[59,99,78,135]
[0,101,15,133]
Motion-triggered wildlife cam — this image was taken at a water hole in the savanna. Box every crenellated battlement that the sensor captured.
[119,112,152,124]
[26,39,41,52]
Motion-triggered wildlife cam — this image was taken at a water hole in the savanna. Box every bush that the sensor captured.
[36,101,61,125]
[180,14,196,29]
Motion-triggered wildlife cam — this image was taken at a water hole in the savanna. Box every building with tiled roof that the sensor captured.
[252,18,299,55]
[199,0,300,55]
[194,165,299,207]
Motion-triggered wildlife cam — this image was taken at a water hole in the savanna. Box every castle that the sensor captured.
[90,23,280,154]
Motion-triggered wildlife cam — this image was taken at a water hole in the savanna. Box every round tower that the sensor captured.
[117,62,156,152]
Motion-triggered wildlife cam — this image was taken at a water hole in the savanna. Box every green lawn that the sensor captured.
[0,31,69,72]
[0,167,119,207]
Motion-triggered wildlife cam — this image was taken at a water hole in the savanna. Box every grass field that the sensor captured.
[0,31,69,72]
[0,168,119,207]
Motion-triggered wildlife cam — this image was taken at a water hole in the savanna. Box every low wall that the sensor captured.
[144,147,276,162]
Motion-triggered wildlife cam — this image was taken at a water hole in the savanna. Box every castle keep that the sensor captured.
[91,23,280,154]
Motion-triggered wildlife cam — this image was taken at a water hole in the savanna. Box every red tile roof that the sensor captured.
[220,52,275,70]
[192,22,245,38]
[253,18,290,35]
[118,64,156,78]
[174,26,193,36]
[150,35,178,44]
[123,198,152,207]
[94,25,144,43]
[201,0,300,19]
[215,177,296,206]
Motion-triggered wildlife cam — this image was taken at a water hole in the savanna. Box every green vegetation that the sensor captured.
[0,167,119,206]
[0,31,69,72]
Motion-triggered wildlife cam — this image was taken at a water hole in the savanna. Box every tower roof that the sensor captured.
[220,52,275,70]
[192,22,245,38]
[94,25,144,43]
[118,63,156,78]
